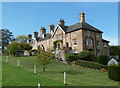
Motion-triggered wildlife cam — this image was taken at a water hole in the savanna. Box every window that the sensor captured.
[46,40,49,44]
[97,41,100,47]
[56,35,58,40]
[96,33,100,38]
[66,34,68,38]
[104,43,107,47]
[97,49,100,54]
[73,39,77,45]
[60,34,63,39]
[87,31,90,36]
[86,38,93,46]
[73,31,76,36]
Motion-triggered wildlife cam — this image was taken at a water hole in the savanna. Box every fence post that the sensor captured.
[34,65,37,74]
[64,72,66,85]
[6,56,8,63]
[18,60,20,68]
[38,83,40,88]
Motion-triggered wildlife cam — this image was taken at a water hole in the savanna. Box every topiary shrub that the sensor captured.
[77,50,96,62]
[98,55,109,65]
[65,54,78,62]
[108,65,120,81]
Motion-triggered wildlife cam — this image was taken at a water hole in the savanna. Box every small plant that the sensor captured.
[36,50,54,72]
[65,54,78,62]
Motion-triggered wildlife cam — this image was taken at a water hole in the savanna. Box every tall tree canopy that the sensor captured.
[16,35,28,43]
[7,42,32,56]
[109,45,120,56]
[0,29,15,53]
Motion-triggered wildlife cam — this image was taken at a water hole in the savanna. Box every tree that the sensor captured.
[109,45,120,56]
[97,55,109,65]
[16,35,28,43]
[7,42,32,56]
[0,29,15,53]
[36,50,54,72]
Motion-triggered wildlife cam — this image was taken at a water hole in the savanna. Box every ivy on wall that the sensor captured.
[53,40,63,50]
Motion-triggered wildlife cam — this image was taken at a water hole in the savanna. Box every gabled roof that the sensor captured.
[102,39,110,43]
[38,33,51,42]
[59,22,103,33]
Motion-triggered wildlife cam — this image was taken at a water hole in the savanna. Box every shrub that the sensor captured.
[108,65,120,81]
[98,55,109,65]
[77,50,96,62]
[77,60,107,70]
[65,54,78,62]
[71,61,77,65]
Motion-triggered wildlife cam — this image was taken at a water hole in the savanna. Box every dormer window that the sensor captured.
[73,31,76,36]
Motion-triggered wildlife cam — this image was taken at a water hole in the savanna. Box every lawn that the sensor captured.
[2,56,119,86]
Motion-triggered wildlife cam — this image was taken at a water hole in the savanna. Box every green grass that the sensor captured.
[2,56,119,86]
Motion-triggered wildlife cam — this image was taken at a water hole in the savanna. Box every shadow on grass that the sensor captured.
[44,70,85,75]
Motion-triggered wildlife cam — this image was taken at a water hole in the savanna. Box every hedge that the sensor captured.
[108,65,120,81]
[77,60,107,70]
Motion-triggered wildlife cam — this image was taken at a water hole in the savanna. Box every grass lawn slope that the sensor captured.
[2,56,119,86]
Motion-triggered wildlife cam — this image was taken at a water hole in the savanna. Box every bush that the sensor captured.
[98,55,109,65]
[65,54,78,62]
[108,65,120,81]
[77,50,96,62]
[77,60,107,70]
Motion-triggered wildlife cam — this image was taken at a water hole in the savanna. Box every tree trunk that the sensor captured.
[43,65,46,72]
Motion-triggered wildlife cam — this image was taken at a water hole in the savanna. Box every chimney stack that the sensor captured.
[59,19,65,26]
[28,34,32,40]
[49,24,54,35]
[34,31,38,38]
[80,11,85,23]
[40,27,46,36]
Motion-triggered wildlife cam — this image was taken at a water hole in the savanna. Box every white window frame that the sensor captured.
[73,39,77,45]
[73,31,76,36]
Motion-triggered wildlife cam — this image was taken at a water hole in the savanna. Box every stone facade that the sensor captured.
[28,12,109,56]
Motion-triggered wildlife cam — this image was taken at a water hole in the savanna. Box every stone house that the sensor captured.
[28,11,109,56]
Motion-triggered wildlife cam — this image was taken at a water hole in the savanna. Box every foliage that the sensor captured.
[77,50,96,62]
[0,29,15,53]
[77,60,107,70]
[108,65,120,81]
[29,49,37,56]
[65,54,78,62]
[36,50,54,72]
[109,45,120,56]
[16,35,28,43]
[7,42,32,56]
[53,40,63,49]
[97,55,109,65]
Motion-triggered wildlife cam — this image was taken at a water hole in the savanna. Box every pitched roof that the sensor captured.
[38,33,51,42]
[59,22,103,33]
[102,39,110,43]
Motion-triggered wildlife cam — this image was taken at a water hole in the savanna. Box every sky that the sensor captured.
[2,2,118,45]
